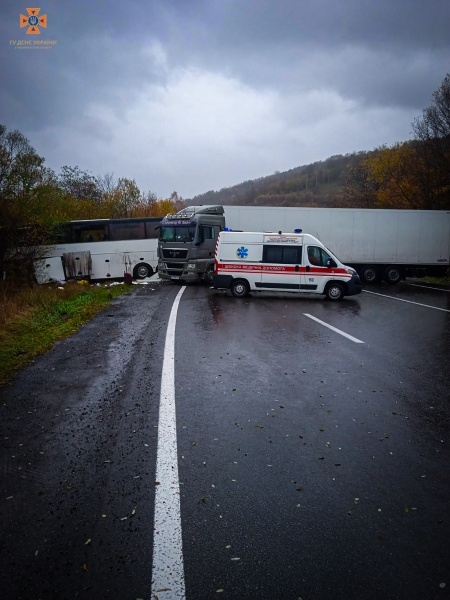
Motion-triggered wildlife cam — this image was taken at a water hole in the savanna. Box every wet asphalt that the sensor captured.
[1,280,449,600]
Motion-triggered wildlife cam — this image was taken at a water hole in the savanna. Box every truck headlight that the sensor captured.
[187,263,196,269]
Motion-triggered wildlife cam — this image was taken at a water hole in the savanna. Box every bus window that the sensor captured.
[109,221,145,241]
[145,222,160,239]
[72,224,108,243]
[48,223,72,244]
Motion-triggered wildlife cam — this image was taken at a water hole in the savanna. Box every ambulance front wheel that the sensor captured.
[231,279,250,298]
[325,282,344,301]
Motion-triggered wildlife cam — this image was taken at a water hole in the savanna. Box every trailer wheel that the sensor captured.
[133,262,153,279]
[383,266,402,284]
[361,266,379,283]
[325,282,344,301]
[231,279,250,298]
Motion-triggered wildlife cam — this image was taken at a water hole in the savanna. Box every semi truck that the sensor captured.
[157,205,449,284]
[157,205,225,282]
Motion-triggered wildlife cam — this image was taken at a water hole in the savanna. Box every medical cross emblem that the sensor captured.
[236,246,249,259]
[20,8,47,34]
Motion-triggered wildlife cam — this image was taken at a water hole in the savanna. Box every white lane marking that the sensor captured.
[363,290,450,313]
[303,313,364,344]
[406,283,450,292]
[151,286,186,599]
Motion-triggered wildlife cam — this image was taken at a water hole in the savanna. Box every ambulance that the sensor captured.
[212,230,362,301]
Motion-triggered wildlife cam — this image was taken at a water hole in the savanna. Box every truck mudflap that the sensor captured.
[213,274,233,289]
[346,274,363,296]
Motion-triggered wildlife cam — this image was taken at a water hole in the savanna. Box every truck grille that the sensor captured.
[166,263,185,276]
[162,248,188,259]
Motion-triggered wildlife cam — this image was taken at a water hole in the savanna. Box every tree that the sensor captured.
[96,177,140,218]
[97,172,117,196]
[412,73,450,209]
[341,152,380,208]
[131,192,185,217]
[114,178,141,217]
[367,144,424,209]
[0,125,57,279]
[58,165,102,203]
[132,190,158,217]
[341,75,450,210]
[169,191,186,213]
[156,198,179,216]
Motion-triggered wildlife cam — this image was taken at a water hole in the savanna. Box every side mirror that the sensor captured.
[327,258,337,268]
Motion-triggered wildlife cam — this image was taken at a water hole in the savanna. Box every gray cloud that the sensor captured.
[1,0,449,197]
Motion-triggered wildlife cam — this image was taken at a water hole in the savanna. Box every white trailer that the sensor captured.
[222,207,450,283]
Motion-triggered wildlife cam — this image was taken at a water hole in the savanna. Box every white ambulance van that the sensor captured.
[213,230,362,301]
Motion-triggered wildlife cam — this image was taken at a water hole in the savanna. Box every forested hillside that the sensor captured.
[189,152,364,208]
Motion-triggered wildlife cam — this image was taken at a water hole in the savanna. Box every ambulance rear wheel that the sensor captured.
[325,282,344,301]
[231,279,250,298]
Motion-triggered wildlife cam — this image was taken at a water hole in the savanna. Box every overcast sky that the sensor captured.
[2,0,449,199]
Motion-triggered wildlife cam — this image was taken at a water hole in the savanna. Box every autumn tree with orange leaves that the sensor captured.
[343,74,450,210]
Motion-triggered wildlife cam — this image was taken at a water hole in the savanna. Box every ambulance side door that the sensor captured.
[304,245,336,293]
[259,244,303,291]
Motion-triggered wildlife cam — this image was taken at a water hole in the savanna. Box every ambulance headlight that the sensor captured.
[187,263,196,269]
[345,267,356,275]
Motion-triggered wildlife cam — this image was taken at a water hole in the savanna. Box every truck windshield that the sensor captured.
[159,225,196,242]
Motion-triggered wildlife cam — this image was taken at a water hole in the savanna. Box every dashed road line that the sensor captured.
[303,313,365,343]
[151,286,186,600]
[363,290,450,312]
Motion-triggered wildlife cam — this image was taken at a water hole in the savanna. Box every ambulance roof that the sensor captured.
[219,231,321,244]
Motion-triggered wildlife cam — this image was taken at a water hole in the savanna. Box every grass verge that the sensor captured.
[420,275,450,286]
[0,281,131,387]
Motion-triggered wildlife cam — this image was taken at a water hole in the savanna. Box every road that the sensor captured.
[1,280,449,600]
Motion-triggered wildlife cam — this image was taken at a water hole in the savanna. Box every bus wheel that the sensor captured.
[325,282,344,301]
[231,279,250,298]
[133,263,153,279]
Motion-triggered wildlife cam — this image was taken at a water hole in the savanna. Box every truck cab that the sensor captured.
[157,205,225,282]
